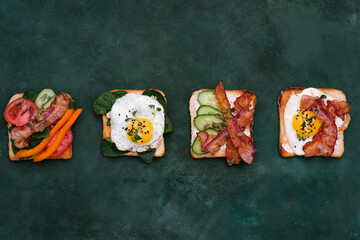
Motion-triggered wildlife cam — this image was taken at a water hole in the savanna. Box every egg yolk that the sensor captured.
[127,118,153,145]
[292,110,322,139]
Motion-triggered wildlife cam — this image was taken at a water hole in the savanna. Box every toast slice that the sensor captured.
[190,89,256,158]
[7,93,72,161]
[102,89,165,157]
[278,88,351,158]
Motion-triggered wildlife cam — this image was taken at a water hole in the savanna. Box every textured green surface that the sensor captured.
[0,0,360,239]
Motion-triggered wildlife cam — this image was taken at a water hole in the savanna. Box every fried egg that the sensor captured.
[284,88,344,155]
[107,93,165,152]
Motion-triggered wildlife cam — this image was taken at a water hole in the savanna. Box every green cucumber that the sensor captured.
[198,91,220,109]
[194,114,224,131]
[42,95,56,109]
[35,88,56,108]
[192,129,219,155]
[197,105,222,116]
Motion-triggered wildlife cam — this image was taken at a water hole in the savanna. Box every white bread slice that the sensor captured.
[278,88,351,158]
[7,93,72,161]
[102,89,165,157]
[190,89,256,158]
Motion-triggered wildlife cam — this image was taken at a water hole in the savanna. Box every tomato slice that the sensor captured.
[4,98,39,126]
[49,129,73,158]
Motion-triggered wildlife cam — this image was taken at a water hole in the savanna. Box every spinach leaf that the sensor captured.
[93,91,127,115]
[142,89,167,112]
[164,116,174,133]
[11,140,20,155]
[31,128,50,139]
[137,148,156,164]
[112,91,127,99]
[101,137,128,156]
[68,99,77,109]
[8,125,15,133]
[22,91,38,102]
[107,118,111,126]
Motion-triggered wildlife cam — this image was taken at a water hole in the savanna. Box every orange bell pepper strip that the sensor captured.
[33,109,83,162]
[15,109,75,159]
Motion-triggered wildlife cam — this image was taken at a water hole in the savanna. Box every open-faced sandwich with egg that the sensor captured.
[279,87,351,158]
[190,81,257,166]
[4,88,83,162]
[93,89,173,163]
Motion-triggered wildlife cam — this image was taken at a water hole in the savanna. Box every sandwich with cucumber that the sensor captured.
[4,88,82,162]
[190,82,257,166]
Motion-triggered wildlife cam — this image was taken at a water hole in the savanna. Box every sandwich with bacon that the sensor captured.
[278,87,351,157]
[190,81,257,166]
[4,88,82,162]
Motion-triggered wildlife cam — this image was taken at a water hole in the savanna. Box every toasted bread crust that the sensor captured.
[7,93,73,161]
[190,89,256,159]
[278,88,351,158]
[102,89,166,157]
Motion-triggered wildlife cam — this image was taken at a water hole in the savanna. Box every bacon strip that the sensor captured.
[202,128,229,154]
[214,82,256,164]
[300,96,337,157]
[234,92,255,114]
[226,139,241,166]
[234,108,255,131]
[327,100,351,120]
[197,131,213,152]
[11,93,70,148]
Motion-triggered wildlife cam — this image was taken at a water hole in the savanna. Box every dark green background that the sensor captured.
[0,0,359,239]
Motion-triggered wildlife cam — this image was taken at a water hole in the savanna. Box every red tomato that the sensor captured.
[4,98,39,126]
[49,129,73,158]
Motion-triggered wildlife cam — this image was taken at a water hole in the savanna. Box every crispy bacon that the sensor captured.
[11,93,70,148]
[327,100,351,121]
[226,139,241,166]
[235,108,254,131]
[234,92,255,113]
[202,128,229,154]
[215,82,256,164]
[197,131,213,152]
[301,96,337,157]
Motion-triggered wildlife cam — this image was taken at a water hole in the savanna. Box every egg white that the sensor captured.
[107,93,165,153]
[284,88,344,155]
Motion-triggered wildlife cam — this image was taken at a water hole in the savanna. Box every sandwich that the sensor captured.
[4,88,82,162]
[93,89,173,163]
[190,81,257,166]
[278,87,351,157]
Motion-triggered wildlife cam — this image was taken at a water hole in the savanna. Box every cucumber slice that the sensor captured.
[42,95,56,109]
[197,105,222,116]
[198,91,220,109]
[205,128,219,138]
[35,88,56,108]
[194,114,224,131]
[192,129,219,155]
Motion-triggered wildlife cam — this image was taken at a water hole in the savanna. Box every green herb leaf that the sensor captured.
[11,139,20,155]
[301,122,306,128]
[149,104,155,108]
[8,125,15,133]
[101,138,128,156]
[137,148,156,164]
[133,110,137,117]
[142,90,167,112]
[22,91,38,102]
[93,91,127,115]
[320,94,327,99]
[111,91,128,99]
[164,116,174,134]
[133,133,142,141]
[125,118,132,122]
[28,122,34,129]
[107,118,111,126]
[31,128,50,139]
